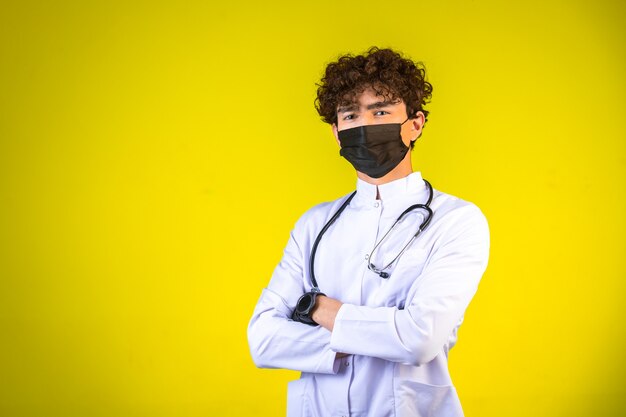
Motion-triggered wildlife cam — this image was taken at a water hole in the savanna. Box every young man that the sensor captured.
[248,47,490,417]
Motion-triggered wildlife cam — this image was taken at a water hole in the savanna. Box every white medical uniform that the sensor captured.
[248,172,490,417]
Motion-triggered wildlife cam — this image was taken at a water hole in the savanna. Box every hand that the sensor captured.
[311,295,343,331]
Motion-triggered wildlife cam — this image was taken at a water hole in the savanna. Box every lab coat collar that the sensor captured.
[355,171,426,204]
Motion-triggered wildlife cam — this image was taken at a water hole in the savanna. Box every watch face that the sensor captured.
[296,293,314,314]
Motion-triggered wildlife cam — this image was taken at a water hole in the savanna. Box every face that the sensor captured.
[332,88,425,148]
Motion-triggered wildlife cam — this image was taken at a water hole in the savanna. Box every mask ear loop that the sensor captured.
[402,115,424,143]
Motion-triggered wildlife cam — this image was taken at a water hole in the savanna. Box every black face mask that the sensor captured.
[338,119,409,179]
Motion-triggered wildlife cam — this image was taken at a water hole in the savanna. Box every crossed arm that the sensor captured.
[310,295,349,359]
[248,204,490,373]
[311,295,342,331]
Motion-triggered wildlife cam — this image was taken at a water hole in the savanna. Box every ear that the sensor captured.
[410,111,426,142]
[332,123,340,146]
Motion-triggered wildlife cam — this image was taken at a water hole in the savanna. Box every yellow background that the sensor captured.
[1,0,624,416]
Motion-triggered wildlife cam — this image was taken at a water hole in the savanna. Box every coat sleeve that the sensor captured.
[247,211,340,375]
[329,204,490,366]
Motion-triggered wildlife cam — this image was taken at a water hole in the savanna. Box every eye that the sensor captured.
[343,114,356,121]
[374,110,389,116]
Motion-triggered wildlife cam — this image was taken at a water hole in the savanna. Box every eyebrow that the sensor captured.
[337,100,398,114]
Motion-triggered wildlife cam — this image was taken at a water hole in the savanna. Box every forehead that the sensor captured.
[337,87,404,111]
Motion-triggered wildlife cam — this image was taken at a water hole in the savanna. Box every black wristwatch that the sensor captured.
[291,289,325,326]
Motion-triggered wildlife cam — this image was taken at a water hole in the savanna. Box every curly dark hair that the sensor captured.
[315,47,433,147]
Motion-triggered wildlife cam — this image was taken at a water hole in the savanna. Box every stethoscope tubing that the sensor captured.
[308,179,433,289]
[308,191,356,290]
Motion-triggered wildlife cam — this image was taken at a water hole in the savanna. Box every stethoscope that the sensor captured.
[308,179,434,291]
